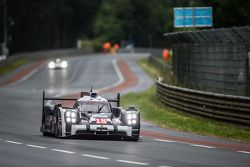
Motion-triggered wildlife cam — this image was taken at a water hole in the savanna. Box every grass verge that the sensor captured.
[121,58,250,143]
[0,59,28,76]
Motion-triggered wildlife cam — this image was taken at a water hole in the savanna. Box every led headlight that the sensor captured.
[66,118,71,122]
[132,114,137,119]
[71,118,76,123]
[65,111,77,123]
[127,114,132,120]
[127,113,137,125]
[127,120,132,125]
[48,61,55,69]
[66,112,71,117]
[71,112,76,118]
[61,61,68,68]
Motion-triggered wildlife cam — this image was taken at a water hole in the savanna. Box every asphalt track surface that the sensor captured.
[0,53,249,167]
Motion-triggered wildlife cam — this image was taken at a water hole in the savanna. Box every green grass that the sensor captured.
[121,58,250,143]
[137,58,162,79]
[0,59,28,76]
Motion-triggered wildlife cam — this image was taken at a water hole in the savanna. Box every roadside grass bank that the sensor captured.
[121,58,250,143]
[0,59,28,77]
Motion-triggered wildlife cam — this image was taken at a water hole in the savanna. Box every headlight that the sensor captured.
[66,118,71,122]
[71,118,76,123]
[126,113,137,125]
[71,112,76,118]
[48,61,55,69]
[61,61,68,68]
[127,120,132,125]
[66,112,71,117]
[132,114,137,119]
[127,114,132,120]
[65,111,77,123]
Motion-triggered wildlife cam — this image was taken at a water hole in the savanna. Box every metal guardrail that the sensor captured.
[156,80,250,125]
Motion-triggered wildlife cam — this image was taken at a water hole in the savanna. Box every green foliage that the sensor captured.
[4,0,102,53]
[93,0,172,47]
[137,58,162,79]
[194,0,250,28]
[2,0,250,54]
[94,1,124,42]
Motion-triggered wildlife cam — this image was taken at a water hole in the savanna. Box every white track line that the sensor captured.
[82,154,109,160]
[159,166,172,167]
[26,144,47,149]
[5,140,23,145]
[98,59,124,92]
[155,139,215,149]
[237,151,250,154]
[51,149,75,154]
[190,144,215,149]
[154,139,175,143]
[117,160,148,166]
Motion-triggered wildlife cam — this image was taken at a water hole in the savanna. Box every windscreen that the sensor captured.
[79,101,111,113]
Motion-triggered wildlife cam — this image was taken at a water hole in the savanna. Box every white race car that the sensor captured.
[48,58,68,69]
[40,89,141,141]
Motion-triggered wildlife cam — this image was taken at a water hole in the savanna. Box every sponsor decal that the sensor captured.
[92,114,108,118]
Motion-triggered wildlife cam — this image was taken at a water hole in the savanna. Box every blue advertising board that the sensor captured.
[174,7,213,28]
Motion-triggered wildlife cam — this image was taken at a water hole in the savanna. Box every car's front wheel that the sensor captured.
[55,113,62,137]
[41,123,49,136]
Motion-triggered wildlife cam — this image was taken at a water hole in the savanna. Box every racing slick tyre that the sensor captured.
[41,123,49,136]
[130,129,140,141]
[55,112,62,137]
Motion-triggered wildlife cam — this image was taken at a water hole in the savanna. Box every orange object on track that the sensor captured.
[103,42,111,52]
[162,49,170,60]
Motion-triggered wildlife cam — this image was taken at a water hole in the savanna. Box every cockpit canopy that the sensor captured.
[76,101,111,113]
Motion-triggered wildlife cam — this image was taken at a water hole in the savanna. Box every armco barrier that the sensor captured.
[156,80,250,125]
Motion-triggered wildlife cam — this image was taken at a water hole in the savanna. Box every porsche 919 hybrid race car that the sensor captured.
[48,58,68,69]
[40,89,140,141]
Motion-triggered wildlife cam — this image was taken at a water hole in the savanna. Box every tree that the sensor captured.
[6,0,101,53]
[94,1,124,43]
[93,0,171,47]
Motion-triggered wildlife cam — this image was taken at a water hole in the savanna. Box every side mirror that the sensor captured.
[112,107,121,118]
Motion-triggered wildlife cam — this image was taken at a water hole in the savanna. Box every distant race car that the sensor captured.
[40,89,140,141]
[48,58,68,69]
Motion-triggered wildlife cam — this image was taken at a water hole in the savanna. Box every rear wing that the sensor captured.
[42,91,78,111]
[42,91,121,111]
[108,93,120,107]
